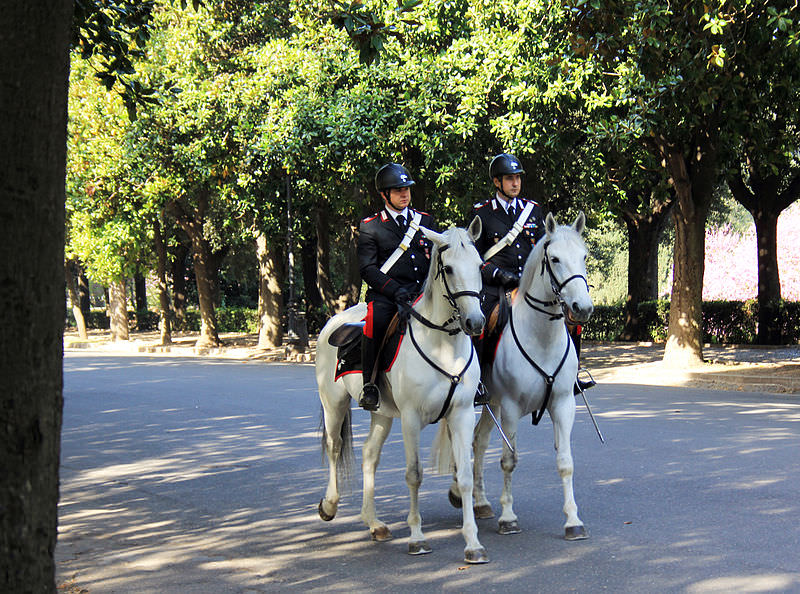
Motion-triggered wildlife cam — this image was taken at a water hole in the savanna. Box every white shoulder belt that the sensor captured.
[380,211,423,274]
[482,202,535,261]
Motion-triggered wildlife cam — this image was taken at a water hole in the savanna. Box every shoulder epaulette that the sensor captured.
[473,199,490,210]
[361,214,378,223]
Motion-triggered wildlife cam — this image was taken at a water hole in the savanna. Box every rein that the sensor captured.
[401,241,480,424]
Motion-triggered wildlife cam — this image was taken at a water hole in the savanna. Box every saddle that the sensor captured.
[330,313,404,382]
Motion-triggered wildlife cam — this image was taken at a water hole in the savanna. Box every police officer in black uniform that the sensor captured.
[471,153,595,395]
[471,153,545,320]
[357,163,435,411]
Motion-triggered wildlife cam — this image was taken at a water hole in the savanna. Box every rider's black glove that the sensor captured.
[394,286,413,305]
[497,269,519,289]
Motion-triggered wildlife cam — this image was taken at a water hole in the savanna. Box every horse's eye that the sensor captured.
[444,265,453,274]
[551,257,560,264]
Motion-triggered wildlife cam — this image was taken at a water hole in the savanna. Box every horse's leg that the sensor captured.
[551,393,588,540]
[318,386,350,522]
[471,405,497,519]
[447,410,489,563]
[400,413,430,555]
[360,412,394,541]
[497,411,521,535]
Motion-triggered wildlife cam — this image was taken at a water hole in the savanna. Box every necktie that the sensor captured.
[397,215,406,230]
[508,204,516,220]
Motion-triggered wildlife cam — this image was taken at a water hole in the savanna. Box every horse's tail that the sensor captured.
[430,418,455,474]
[319,404,354,485]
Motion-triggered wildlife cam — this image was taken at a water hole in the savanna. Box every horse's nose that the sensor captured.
[571,301,594,322]
[465,313,485,336]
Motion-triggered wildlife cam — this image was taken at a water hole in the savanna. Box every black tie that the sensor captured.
[397,214,406,230]
[508,204,516,220]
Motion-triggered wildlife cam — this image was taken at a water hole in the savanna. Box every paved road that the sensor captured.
[57,354,800,593]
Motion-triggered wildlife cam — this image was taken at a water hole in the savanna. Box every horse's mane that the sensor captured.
[420,226,474,297]
[516,222,585,303]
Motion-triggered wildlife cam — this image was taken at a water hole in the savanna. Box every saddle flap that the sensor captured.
[328,322,365,347]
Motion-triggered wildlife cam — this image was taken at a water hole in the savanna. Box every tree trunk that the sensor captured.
[314,207,336,309]
[618,195,673,341]
[171,241,189,325]
[169,194,221,347]
[729,170,800,344]
[301,237,324,310]
[65,260,88,339]
[341,223,361,309]
[134,273,147,312]
[0,2,71,590]
[662,144,715,367]
[153,218,172,345]
[190,233,221,347]
[109,280,130,342]
[77,262,91,314]
[255,229,284,349]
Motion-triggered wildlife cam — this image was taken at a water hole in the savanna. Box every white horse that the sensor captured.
[316,219,490,563]
[451,212,594,540]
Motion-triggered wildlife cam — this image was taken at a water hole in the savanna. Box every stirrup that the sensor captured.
[473,381,490,406]
[574,368,596,395]
[359,383,380,411]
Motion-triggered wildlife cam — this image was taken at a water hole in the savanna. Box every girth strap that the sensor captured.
[407,321,475,424]
[508,308,572,425]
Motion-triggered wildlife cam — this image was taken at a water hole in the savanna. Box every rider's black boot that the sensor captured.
[569,324,596,395]
[474,381,490,406]
[360,335,380,411]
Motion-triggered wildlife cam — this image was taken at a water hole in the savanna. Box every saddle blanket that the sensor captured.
[334,330,405,382]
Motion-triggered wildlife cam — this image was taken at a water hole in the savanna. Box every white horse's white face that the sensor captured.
[540,212,594,324]
[420,217,485,336]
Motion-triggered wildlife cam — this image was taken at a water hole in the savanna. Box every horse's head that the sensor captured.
[527,211,594,324]
[419,217,485,336]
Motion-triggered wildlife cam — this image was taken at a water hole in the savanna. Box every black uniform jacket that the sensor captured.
[470,196,545,292]
[358,208,435,303]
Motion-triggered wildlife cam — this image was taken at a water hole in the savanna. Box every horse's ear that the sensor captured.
[545,212,557,235]
[467,216,482,242]
[419,225,445,246]
[573,211,586,235]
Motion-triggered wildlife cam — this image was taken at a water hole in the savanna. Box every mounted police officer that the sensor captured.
[357,163,435,411]
[471,153,545,319]
[471,153,594,396]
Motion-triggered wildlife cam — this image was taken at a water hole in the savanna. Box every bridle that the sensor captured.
[512,237,589,425]
[524,239,590,321]
[403,242,481,336]
[400,241,482,424]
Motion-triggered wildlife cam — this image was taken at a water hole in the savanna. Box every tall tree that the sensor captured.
[1,2,73,590]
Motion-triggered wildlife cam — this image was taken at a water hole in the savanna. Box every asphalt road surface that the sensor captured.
[57,353,800,593]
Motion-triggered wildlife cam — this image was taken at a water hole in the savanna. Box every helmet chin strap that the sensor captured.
[383,191,406,212]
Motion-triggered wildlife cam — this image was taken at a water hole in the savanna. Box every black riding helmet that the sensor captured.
[375,163,416,193]
[489,153,525,180]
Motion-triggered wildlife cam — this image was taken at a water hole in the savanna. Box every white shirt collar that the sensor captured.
[385,207,410,222]
[495,194,518,213]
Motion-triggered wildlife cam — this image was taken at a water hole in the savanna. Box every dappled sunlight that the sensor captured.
[687,574,800,593]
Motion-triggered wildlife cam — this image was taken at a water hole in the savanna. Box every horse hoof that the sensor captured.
[464,547,490,564]
[498,520,521,535]
[408,540,432,555]
[370,526,392,541]
[474,504,494,519]
[318,499,335,522]
[565,525,588,540]
[448,489,463,509]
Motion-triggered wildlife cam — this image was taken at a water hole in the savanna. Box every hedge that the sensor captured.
[67,301,800,344]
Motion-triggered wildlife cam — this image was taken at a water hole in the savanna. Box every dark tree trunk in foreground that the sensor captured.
[618,193,673,341]
[660,139,717,367]
[153,218,172,345]
[254,229,284,349]
[729,168,800,344]
[65,260,88,339]
[0,2,72,590]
